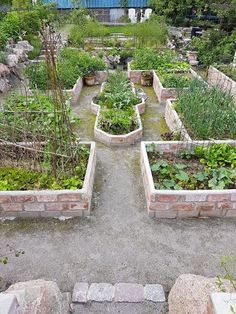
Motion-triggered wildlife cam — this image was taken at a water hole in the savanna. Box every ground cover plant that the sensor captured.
[131,48,190,72]
[24,48,106,90]
[158,72,192,88]
[215,65,236,82]
[147,143,236,190]
[174,80,236,140]
[0,93,80,142]
[95,72,142,135]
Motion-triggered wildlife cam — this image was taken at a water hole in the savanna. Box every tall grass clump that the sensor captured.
[175,80,236,140]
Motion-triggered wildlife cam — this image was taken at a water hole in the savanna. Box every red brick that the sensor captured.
[58,193,81,202]
[13,195,35,203]
[156,195,180,202]
[36,194,58,202]
[1,203,23,212]
[217,202,233,210]
[208,194,230,202]
[170,203,193,211]
[0,195,12,203]
[149,202,169,210]
[196,203,215,211]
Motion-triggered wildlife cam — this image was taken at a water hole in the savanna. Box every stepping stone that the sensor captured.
[144,284,166,302]
[72,282,89,303]
[114,283,144,303]
[87,283,114,302]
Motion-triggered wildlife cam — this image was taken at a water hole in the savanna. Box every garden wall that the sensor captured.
[127,62,143,84]
[0,142,96,219]
[153,69,199,102]
[207,66,236,102]
[140,141,236,219]
[165,99,191,141]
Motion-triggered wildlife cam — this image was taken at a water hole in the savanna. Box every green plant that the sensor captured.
[24,34,42,60]
[175,80,236,140]
[98,108,138,135]
[148,143,236,190]
[0,51,7,64]
[0,93,80,142]
[96,72,141,110]
[131,48,190,72]
[159,72,192,88]
[24,62,48,90]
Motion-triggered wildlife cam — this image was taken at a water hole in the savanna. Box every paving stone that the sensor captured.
[114,283,144,303]
[144,284,166,302]
[87,283,114,302]
[72,282,89,303]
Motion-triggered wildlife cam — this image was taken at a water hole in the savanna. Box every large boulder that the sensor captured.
[168,274,233,314]
[3,279,69,314]
[0,64,10,77]
[0,78,11,93]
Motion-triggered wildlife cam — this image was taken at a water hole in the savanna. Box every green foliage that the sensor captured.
[0,93,80,141]
[216,256,236,293]
[24,48,106,90]
[12,0,31,9]
[97,72,141,110]
[0,51,7,64]
[190,29,236,66]
[24,34,42,60]
[0,155,88,190]
[175,80,236,140]
[148,143,236,190]
[131,48,190,71]
[98,108,138,135]
[159,72,192,88]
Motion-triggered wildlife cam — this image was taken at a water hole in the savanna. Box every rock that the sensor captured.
[12,48,27,62]
[4,279,69,314]
[0,64,10,77]
[15,41,33,52]
[7,54,19,67]
[168,274,233,314]
[0,293,19,314]
[0,78,11,93]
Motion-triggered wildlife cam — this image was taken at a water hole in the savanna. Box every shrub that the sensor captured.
[175,80,236,139]
[24,48,106,90]
[131,48,190,72]
[24,34,42,60]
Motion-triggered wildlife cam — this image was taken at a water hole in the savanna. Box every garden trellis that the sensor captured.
[0,24,80,179]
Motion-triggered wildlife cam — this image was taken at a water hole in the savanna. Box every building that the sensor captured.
[42,0,149,23]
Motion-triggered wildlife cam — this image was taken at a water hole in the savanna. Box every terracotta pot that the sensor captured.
[84,75,95,86]
[141,72,153,87]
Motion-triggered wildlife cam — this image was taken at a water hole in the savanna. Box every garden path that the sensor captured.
[0,85,236,313]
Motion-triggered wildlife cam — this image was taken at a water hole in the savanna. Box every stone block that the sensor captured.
[114,283,144,303]
[72,282,89,303]
[144,284,166,302]
[88,283,114,302]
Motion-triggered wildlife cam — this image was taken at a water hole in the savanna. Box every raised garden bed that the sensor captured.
[207,65,236,103]
[0,141,96,219]
[141,141,236,218]
[153,69,200,102]
[91,73,145,146]
[165,80,236,141]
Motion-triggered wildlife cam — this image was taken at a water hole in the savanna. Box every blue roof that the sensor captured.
[43,0,148,8]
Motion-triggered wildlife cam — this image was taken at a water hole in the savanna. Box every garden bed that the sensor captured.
[207,65,236,102]
[164,80,236,141]
[153,69,199,102]
[91,74,145,146]
[0,141,96,219]
[141,141,236,218]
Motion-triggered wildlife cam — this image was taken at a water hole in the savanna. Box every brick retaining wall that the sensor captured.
[0,142,96,219]
[140,141,236,218]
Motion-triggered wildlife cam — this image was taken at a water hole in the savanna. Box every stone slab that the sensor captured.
[87,283,114,302]
[72,282,89,303]
[144,284,166,302]
[114,283,144,303]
